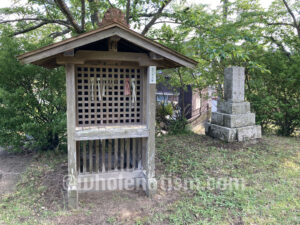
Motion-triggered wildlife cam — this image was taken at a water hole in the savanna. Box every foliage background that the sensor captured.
[0,31,66,151]
[0,0,299,151]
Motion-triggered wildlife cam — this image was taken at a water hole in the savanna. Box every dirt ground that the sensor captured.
[44,158,181,224]
[51,188,180,225]
[0,148,31,195]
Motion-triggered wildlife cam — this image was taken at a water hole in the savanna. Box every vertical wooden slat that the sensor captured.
[142,137,147,171]
[120,139,124,170]
[88,68,92,126]
[91,67,96,126]
[126,138,130,170]
[96,140,100,173]
[132,138,136,170]
[137,138,142,169]
[83,141,87,173]
[118,69,121,124]
[102,140,106,172]
[89,140,93,173]
[108,139,112,171]
[142,69,147,124]
[76,142,80,172]
[111,70,115,123]
[100,71,103,125]
[114,139,118,171]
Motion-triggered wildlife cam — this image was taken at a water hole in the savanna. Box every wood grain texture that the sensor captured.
[96,140,100,173]
[114,139,119,171]
[145,66,156,179]
[57,51,160,67]
[83,141,87,173]
[89,140,93,173]
[74,125,149,140]
[101,140,106,172]
[120,139,124,170]
[108,139,112,171]
[66,63,78,208]
[126,138,130,170]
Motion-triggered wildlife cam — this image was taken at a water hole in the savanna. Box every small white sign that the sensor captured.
[148,66,156,84]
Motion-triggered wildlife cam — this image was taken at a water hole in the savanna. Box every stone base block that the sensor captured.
[211,112,255,128]
[205,123,237,142]
[205,123,261,142]
[237,125,261,142]
[211,112,224,125]
[217,101,250,114]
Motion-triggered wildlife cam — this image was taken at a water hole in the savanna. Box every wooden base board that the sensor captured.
[77,170,146,192]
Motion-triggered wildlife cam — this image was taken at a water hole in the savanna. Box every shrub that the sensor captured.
[246,51,300,136]
[156,102,189,135]
[0,34,67,152]
[167,104,189,135]
[156,102,173,124]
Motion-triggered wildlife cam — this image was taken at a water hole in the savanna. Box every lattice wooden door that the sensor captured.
[76,65,144,127]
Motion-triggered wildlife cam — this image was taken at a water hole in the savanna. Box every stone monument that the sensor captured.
[205,67,261,142]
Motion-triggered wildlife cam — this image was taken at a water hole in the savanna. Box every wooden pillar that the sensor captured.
[66,64,78,208]
[144,66,157,197]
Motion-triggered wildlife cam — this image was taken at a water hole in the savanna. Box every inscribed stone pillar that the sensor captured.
[205,67,261,142]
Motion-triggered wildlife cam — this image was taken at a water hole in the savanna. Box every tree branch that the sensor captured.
[81,0,85,30]
[13,21,48,36]
[282,0,300,38]
[54,0,83,33]
[126,0,131,24]
[282,0,298,26]
[107,0,114,8]
[9,18,73,36]
[153,20,182,25]
[130,12,174,19]
[264,35,291,58]
[267,22,295,27]
[49,28,71,38]
[0,18,40,24]
[141,0,173,35]
[0,18,71,27]
[88,0,100,27]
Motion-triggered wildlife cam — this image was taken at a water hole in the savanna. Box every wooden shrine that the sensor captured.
[18,8,197,208]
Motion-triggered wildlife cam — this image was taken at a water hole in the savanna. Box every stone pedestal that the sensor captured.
[206,67,261,142]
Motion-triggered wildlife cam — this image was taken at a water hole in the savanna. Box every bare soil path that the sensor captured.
[0,148,31,195]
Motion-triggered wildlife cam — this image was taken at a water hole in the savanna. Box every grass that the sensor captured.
[152,133,300,225]
[0,133,299,224]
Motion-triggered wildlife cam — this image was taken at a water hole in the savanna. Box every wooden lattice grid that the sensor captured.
[76,65,143,127]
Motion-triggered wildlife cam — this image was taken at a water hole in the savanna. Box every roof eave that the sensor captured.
[18,23,198,69]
